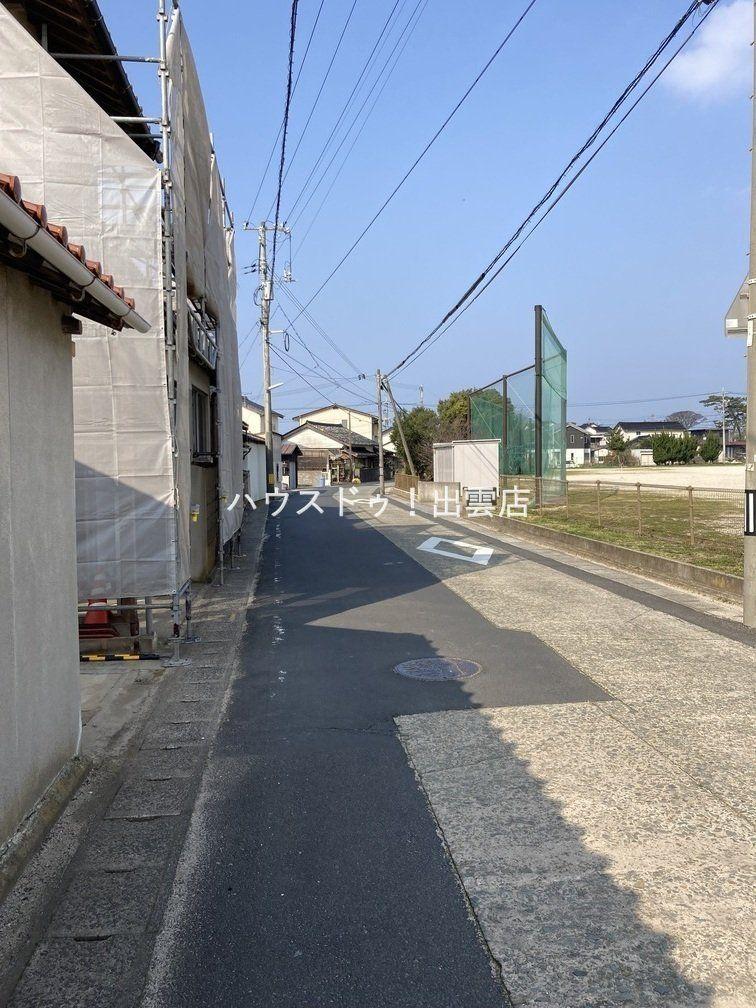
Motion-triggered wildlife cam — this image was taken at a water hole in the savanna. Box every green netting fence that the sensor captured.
[468,306,566,504]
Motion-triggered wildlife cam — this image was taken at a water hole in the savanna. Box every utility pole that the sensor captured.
[746,0,756,626]
[256,221,290,492]
[383,374,416,477]
[347,409,353,481]
[257,222,275,492]
[722,389,728,462]
[419,384,424,407]
[376,370,385,495]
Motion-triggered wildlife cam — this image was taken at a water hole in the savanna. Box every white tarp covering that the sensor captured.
[168,14,243,546]
[0,3,175,599]
[0,4,243,599]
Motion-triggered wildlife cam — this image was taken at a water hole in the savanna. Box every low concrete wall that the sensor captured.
[490,515,743,601]
[391,487,743,601]
[417,480,461,504]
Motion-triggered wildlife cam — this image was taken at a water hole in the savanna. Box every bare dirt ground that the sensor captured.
[568,465,745,490]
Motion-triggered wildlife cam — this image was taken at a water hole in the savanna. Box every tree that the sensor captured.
[605,428,627,460]
[651,431,676,465]
[391,407,439,479]
[675,433,698,464]
[700,433,722,463]
[699,394,747,440]
[651,431,697,464]
[437,388,472,442]
[667,410,703,430]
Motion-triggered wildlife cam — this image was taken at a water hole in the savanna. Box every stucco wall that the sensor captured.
[0,268,81,848]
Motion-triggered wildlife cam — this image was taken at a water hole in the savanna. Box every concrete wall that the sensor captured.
[0,268,81,848]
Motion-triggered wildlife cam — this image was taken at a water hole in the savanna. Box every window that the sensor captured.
[570,434,574,444]
[192,387,210,455]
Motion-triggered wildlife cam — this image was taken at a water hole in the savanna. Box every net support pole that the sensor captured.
[502,374,507,478]
[534,304,543,504]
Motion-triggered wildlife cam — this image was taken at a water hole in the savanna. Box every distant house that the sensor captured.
[242,397,283,499]
[581,421,611,463]
[382,427,398,455]
[613,420,685,441]
[283,420,381,486]
[292,405,380,442]
[280,442,302,490]
[566,423,590,466]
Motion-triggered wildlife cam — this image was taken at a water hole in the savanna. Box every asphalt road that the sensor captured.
[144,489,606,1008]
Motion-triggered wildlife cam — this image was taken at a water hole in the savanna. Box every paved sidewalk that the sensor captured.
[0,510,266,1008]
[358,498,755,1007]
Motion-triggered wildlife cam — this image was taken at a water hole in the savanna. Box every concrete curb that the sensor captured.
[0,754,93,905]
[390,490,743,601]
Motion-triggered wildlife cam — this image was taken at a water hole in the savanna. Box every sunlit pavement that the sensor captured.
[142,490,754,1008]
[362,494,755,1007]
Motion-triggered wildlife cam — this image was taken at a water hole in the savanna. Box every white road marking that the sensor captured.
[417,536,494,566]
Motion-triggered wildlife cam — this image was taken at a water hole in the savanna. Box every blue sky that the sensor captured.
[100,0,751,429]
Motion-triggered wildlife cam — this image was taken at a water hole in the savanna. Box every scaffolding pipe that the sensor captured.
[51,53,160,63]
[158,0,185,662]
[112,116,161,124]
[78,602,173,612]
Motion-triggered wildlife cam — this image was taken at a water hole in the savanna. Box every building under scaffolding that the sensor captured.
[0,0,243,651]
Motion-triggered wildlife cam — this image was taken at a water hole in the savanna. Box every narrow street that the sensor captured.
[143,490,604,1007]
[141,491,754,1008]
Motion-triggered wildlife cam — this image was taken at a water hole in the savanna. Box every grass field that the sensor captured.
[523,480,743,576]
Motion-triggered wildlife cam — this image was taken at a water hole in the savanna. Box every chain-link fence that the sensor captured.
[510,478,743,575]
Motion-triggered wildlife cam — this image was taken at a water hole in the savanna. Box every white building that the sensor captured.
[0,171,149,850]
[242,396,283,499]
[292,404,380,442]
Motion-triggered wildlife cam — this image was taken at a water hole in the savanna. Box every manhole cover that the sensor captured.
[394,658,481,681]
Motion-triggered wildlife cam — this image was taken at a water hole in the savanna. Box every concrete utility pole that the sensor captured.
[383,375,416,477]
[419,384,424,407]
[745,0,756,625]
[376,370,385,495]
[347,409,353,481]
[257,222,275,492]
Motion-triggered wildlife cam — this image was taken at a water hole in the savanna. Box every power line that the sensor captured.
[293,0,431,256]
[262,0,360,229]
[270,0,301,285]
[573,391,745,408]
[387,0,715,378]
[290,0,429,237]
[244,0,326,227]
[270,345,375,410]
[282,0,408,222]
[290,0,538,320]
[279,279,363,374]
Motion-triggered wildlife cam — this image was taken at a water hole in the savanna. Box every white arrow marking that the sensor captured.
[417,536,493,566]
